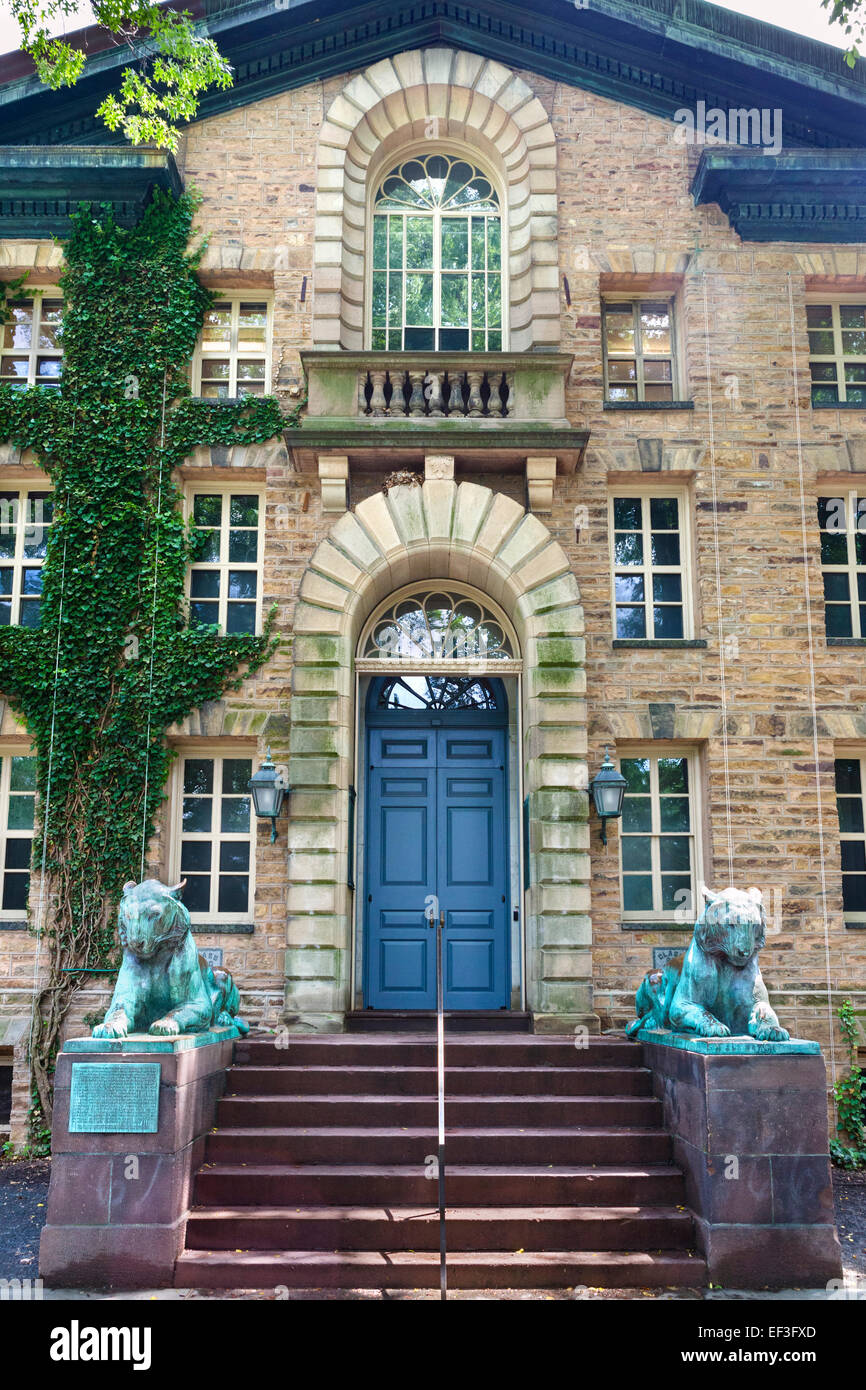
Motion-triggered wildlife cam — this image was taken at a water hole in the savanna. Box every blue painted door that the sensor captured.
[365,722,509,1009]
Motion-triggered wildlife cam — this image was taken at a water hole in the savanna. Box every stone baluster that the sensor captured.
[503,372,515,417]
[425,369,445,417]
[448,371,466,417]
[408,370,427,416]
[369,369,388,416]
[466,369,484,417]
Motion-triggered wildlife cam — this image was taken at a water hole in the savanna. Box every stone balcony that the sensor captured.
[284,351,589,509]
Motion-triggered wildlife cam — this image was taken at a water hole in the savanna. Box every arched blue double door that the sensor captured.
[364,675,510,1010]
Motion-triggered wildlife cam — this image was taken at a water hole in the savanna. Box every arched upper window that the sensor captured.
[370,153,503,352]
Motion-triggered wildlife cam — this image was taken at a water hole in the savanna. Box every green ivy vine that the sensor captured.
[0,190,286,1133]
[830,998,866,1169]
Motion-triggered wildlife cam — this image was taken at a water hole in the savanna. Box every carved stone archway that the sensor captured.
[285,479,590,1031]
[313,47,559,353]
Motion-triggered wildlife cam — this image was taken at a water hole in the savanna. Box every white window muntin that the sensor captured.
[0,485,53,629]
[807,300,866,406]
[618,747,702,923]
[170,749,256,923]
[0,293,63,390]
[185,486,264,636]
[818,490,866,639]
[192,297,273,398]
[602,297,678,403]
[0,748,37,918]
[608,487,693,641]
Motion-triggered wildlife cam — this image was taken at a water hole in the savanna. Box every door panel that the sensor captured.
[365,720,509,1010]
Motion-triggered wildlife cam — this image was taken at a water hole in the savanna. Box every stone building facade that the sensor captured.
[1,0,866,1142]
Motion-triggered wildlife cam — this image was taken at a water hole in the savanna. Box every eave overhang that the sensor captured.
[0,0,864,151]
[691,149,866,242]
[0,146,182,237]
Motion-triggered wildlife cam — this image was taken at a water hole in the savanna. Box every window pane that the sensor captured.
[2,873,28,911]
[824,571,851,602]
[622,797,652,833]
[223,760,252,794]
[182,797,212,833]
[652,573,682,603]
[229,496,258,528]
[228,570,257,599]
[441,276,468,327]
[826,604,853,637]
[190,602,219,627]
[226,603,256,634]
[623,875,653,912]
[842,875,866,913]
[228,530,258,564]
[615,574,645,602]
[184,759,213,795]
[405,274,433,325]
[194,495,222,528]
[221,798,250,833]
[838,798,865,834]
[662,875,692,912]
[659,836,691,871]
[441,219,468,270]
[836,759,862,794]
[181,841,212,872]
[182,875,210,914]
[651,533,681,566]
[605,303,634,352]
[616,606,646,639]
[650,497,678,530]
[8,795,35,831]
[622,836,652,871]
[613,497,642,530]
[220,841,250,873]
[653,605,684,639]
[821,532,847,565]
[405,218,434,268]
[191,570,220,599]
[218,875,249,914]
[658,758,688,793]
[613,533,643,566]
[640,303,671,354]
[660,796,690,832]
[621,758,650,794]
[841,841,866,871]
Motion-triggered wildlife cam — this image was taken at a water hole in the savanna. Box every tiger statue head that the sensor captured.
[694,884,766,968]
[118,878,190,961]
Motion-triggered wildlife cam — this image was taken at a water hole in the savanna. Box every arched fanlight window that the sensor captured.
[371,153,503,352]
[362,588,514,662]
[375,675,502,711]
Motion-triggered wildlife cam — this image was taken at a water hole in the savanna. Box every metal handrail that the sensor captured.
[436,907,447,1301]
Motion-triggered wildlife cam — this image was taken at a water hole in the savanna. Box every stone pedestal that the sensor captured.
[39,1027,237,1289]
[638,1028,843,1289]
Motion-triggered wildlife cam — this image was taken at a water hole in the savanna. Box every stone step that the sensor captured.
[183,1203,695,1252]
[214,1093,662,1128]
[192,1162,687,1208]
[203,1125,672,1166]
[234,1034,641,1069]
[174,1246,705,1290]
[225,1065,654,1097]
[345,1010,533,1033]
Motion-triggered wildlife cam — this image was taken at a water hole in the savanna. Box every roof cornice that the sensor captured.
[0,0,864,149]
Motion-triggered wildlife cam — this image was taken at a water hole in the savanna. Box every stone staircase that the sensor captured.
[173,1031,706,1291]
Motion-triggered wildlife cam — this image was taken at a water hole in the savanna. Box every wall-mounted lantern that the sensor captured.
[248,748,289,843]
[589,745,627,845]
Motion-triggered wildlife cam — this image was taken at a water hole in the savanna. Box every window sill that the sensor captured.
[812,402,866,410]
[612,639,707,649]
[190,922,255,934]
[603,400,695,412]
[827,637,866,646]
[621,921,693,931]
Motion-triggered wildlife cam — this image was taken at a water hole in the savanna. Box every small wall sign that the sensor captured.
[69,1062,160,1133]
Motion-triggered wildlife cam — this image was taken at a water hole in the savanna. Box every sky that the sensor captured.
[0,0,853,59]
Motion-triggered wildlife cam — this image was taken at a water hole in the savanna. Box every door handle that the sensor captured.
[429,908,445,929]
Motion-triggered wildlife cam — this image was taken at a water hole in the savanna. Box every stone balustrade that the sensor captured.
[300,351,573,427]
